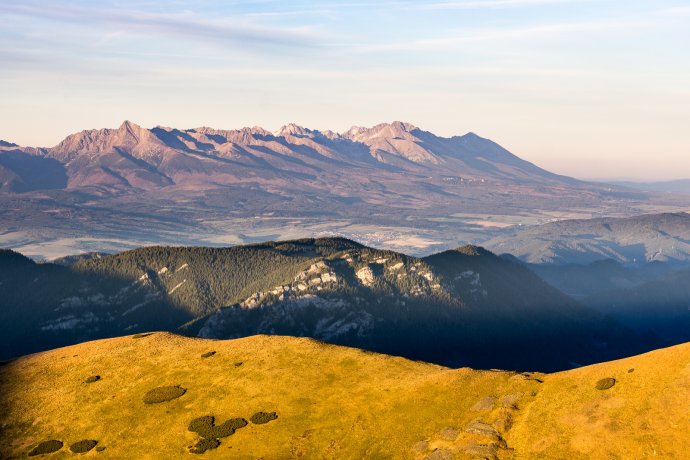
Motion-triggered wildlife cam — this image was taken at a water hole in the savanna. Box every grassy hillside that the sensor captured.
[1,332,687,458]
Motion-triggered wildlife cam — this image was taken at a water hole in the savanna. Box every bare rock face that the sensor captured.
[275,123,315,139]
[356,266,375,286]
[343,121,442,164]
[49,120,169,162]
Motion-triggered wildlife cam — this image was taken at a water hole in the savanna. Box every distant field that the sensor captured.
[2,199,689,260]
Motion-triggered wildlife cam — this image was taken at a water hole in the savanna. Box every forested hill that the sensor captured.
[73,238,364,316]
[1,238,650,371]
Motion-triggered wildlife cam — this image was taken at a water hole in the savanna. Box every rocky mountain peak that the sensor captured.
[319,129,342,140]
[116,120,148,142]
[342,121,419,142]
[119,119,138,131]
[340,121,442,164]
[0,140,19,148]
[276,123,313,138]
[47,120,168,162]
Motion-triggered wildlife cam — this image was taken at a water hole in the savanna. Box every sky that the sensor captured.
[1,0,689,181]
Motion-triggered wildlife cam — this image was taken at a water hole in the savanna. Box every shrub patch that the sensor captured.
[201,351,216,358]
[224,418,248,431]
[250,411,278,424]
[70,440,98,453]
[28,440,63,456]
[188,415,248,438]
[188,415,248,454]
[143,385,186,404]
[84,375,101,383]
[189,416,215,436]
[189,438,220,454]
[596,377,616,390]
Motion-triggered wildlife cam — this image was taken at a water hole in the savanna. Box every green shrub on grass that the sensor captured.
[250,411,278,424]
[213,418,248,438]
[70,440,98,453]
[189,438,220,454]
[189,416,215,438]
[84,375,101,383]
[595,377,616,390]
[224,418,248,431]
[28,440,63,456]
[189,416,248,438]
[143,385,186,404]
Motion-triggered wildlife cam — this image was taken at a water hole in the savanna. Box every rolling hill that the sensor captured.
[610,178,690,194]
[1,332,688,458]
[0,238,645,371]
[486,212,690,265]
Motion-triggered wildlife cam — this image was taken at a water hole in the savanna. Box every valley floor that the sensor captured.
[1,333,688,458]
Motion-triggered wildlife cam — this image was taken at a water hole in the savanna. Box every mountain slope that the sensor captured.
[1,332,688,458]
[585,268,690,345]
[0,239,644,371]
[182,241,640,371]
[527,258,678,300]
[0,149,67,192]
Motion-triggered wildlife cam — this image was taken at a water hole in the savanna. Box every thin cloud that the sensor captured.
[349,22,609,52]
[349,5,690,53]
[411,0,600,9]
[0,1,323,49]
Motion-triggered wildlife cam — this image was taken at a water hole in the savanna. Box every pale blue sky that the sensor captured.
[1,0,689,180]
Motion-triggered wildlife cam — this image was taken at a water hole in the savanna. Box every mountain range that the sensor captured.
[1,120,580,194]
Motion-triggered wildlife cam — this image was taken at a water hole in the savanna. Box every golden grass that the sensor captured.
[1,332,689,459]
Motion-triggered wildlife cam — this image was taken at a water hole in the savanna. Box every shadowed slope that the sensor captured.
[0,239,649,371]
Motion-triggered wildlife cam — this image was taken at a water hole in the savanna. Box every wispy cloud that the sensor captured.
[0,1,323,49]
[349,4,690,52]
[409,0,600,10]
